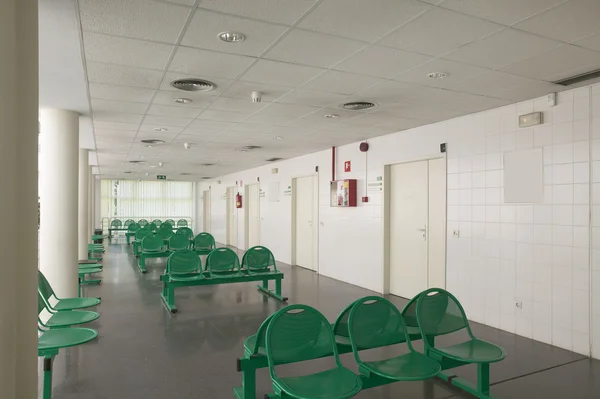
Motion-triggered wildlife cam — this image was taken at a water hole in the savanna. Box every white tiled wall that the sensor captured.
[198,83,600,358]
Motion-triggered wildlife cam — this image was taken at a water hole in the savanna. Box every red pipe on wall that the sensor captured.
[331,146,336,182]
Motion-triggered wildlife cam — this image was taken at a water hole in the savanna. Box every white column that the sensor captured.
[88,167,94,237]
[0,0,38,397]
[78,149,89,258]
[95,178,102,230]
[40,109,79,297]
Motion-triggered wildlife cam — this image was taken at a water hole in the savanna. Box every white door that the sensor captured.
[247,184,260,248]
[389,159,446,299]
[295,176,315,270]
[203,190,211,233]
[226,187,237,248]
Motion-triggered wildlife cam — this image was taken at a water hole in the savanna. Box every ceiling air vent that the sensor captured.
[129,160,145,164]
[266,157,284,162]
[170,78,216,92]
[180,173,191,176]
[553,68,600,87]
[342,101,376,111]
[241,145,262,150]
[123,171,133,174]
[201,177,212,180]
[200,163,215,166]
[141,139,166,144]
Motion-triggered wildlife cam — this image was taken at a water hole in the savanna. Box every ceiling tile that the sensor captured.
[181,10,288,57]
[188,120,237,130]
[298,107,362,122]
[298,0,431,42]
[94,121,140,131]
[445,70,546,96]
[208,97,268,113]
[394,59,489,88]
[152,90,215,108]
[143,115,193,127]
[94,129,137,138]
[229,124,273,134]
[89,83,155,103]
[138,124,185,134]
[169,46,256,79]
[410,88,511,112]
[221,81,293,102]
[438,0,566,25]
[378,8,502,57]
[573,32,600,52]
[443,28,562,69]
[514,0,600,43]
[197,110,251,122]
[93,112,144,124]
[354,81,435,103]
[244,114,297,126]
[499,44,600,82]
[275,89,348,107]
[147,104,203,118]
[492,81,567,102]
[259,103,319,118]
[241,59,325,87]
[198,0,318,25]
[91,98,148,114]
[87,62,163,89]
[83,32,174,70]
[334,45,432,79]
[79,0,191,43]
[301,70,384,95]
[159,72,233,95]
[264,29,364,68]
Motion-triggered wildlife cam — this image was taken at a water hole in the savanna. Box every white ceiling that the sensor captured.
[57,0,600,180]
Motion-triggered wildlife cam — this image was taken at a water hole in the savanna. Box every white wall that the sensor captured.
[197,83,600,359]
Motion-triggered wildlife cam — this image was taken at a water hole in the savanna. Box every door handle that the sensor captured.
[417,225,427,240]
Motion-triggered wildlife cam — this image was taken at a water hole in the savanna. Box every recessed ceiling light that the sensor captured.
[240,150,248,153]
[324,114,340,119]
[273,136,283,140]
[145,145,153,148]
[150,165,157,168]
[140,155,145,158]
[174,98,193,104]
[427,72,448,79]
[141,139,166,145]
[218,31,246,43]
[154,127,168,132]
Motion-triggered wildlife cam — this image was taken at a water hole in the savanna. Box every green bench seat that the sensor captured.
[39,271,100,310]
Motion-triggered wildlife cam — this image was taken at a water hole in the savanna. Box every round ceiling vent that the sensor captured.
[170,78,216,92]
[129,160,145,164]
[342,101,376,111]
[140,139,166,145]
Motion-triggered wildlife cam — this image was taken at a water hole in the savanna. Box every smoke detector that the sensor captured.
[251,91,262,103]
[342,101,376,111]
[170,78,216,92]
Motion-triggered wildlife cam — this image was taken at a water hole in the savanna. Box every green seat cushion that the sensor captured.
[435,339,505,363]
[243,334,265,355]
[54,297,101,311]
[276,367,361,399]
[46,310,100,327]
[79,267,102,275]
[39,327,98,351]
[169,274,204,282]
[361,352,441,381]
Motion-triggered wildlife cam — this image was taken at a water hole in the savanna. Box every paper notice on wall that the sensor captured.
[268,182,280,202]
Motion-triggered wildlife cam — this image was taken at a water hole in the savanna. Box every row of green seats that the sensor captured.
[235,289,505,399]
[110,218,188,238]
[132,226,195,258]
[38,271,101,399]
[137,232,216,273]
[125,221,181,244]
[161,246,287,313]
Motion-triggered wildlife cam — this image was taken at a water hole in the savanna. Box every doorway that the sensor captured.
[385,157,446,299]
[245,183,260,249]
[226,186,238,248]
[292,175,317,271]
[203,190,211,233]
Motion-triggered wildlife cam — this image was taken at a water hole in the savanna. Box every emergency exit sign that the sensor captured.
[157,175,166,180]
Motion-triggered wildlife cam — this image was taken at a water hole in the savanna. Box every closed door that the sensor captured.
[389,158,446,299]
[226,187,237,247]
[295,176,315,270]
[203,190,211,233]
[247,184,260,248]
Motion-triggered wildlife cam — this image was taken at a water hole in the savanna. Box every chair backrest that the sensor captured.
[177,219,188,227]
[38,290,48,316]
[110,219,122,227]
[169,234,191,250]
[415,288,470,339]
[124,219,134,227]
[142,234,163,251]
[165,219,175,226]
[249,313,275,355]
[147,222,157,231]
[38,271,56,302]
[241,246,277,272]
[127,222,140,232]
[332,300,356,340]
[167,249,201,275]
[265,305,340,372]
[194,233,215,250]
[135,227,151,240]
[176,227,193,239]
[348,296,413,363]
[206,247,240,276]
[152,219,162,226]
[401,292,420,330]
[138,219,148,227]
[160,222,173,230]
[158,228,174,240]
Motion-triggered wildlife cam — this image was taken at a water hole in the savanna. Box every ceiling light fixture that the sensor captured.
[154,127,168,132]
[218,31,246,43]
[324,114,340,119]
[174,98,193,104]
[144,145,153,148]
[427,72,448,79]
[273,136,283,140]
[150,165,156,168]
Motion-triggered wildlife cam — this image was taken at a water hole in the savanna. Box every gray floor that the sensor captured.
[45,241,600,399]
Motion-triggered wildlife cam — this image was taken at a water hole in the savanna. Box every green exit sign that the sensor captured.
[157,175,166,180]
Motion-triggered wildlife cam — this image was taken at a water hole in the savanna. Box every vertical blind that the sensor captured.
[101,180,194,218]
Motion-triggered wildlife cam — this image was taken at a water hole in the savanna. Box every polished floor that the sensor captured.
[45,241,600,399]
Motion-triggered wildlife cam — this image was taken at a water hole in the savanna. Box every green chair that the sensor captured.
[133,227,152,256]
[110,219,122,228]
[39,271,100,310]
[169,234,191,252]
[158,227,174,247]
[152,219,162,226]
[160,221,173,230]
[206,247,241,278]
[243,313,274,357]
[147,222,157,232]
[241,246,278,275]
[138,234,168,273]
[265,305,362,399]
[348,296,441,381]
[124,219,134,228]
[416,288,506,398]
[193,232,215,255]
[177,218,188,227]
[166,249,203,282]
[126,222,140,244]
[165,219,175,227]
[38,291,99,329]
[176,226,194,240]
[138,219,149,227]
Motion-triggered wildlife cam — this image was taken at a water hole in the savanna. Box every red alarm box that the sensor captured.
[330,179,357,207]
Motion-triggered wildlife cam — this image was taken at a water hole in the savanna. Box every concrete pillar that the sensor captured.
[39,109,79,297]
[0,0,39,397]
[78,149,89,258]
[88,167,94,237]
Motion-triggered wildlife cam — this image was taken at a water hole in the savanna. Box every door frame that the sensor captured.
[383,154,446,295]
[291,173,319,273]
[226,186,237,247]
[244,183,260,250]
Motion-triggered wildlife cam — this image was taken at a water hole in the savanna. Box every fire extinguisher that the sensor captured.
[236,193,242,208]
